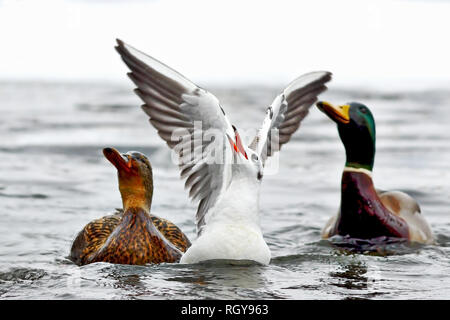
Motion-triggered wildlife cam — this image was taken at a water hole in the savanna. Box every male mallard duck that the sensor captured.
[115,39,332,265]
[316,101,433,244]
[70,148,191,266]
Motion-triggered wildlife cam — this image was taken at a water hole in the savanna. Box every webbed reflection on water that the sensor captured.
[330,261,370,290]
[327,256,388,299]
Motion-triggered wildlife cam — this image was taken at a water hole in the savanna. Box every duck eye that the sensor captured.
[360,107,368,114]
[251,154,259,162]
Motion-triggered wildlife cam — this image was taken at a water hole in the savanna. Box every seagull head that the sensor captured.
[227,126,263,182]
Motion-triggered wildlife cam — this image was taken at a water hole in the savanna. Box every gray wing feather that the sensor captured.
[249,71,332,163]
[115,39,234,236]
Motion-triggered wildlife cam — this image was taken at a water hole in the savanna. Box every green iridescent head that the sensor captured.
[316,101,376,171]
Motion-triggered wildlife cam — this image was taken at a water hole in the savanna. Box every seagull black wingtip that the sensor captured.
[116,38,125,47]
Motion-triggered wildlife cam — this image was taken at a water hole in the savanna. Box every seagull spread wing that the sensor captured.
[249,71,332,164]
[115,39,237,235]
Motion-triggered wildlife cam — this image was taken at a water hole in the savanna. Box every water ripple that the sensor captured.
[1,83,449,299]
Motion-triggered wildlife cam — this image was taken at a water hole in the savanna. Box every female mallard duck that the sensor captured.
[70,147,191,266]
[316,101,434,244]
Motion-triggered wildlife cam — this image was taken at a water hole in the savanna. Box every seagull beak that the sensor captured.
[234,129,248,160]
[226,129,248,160]
[316,101,351,124]
[103,147,132,172]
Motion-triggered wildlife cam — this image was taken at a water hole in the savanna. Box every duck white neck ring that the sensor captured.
[343,166,373,178]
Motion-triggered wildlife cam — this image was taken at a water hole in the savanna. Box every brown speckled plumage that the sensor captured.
[70,208,191,266]
[69,148,191,266]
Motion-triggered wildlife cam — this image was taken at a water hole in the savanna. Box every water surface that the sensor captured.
[0,81,449,299]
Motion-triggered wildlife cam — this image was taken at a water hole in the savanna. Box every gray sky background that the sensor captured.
[1,0,449,89]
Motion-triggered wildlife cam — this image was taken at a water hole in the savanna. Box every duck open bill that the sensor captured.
[103,147,132,172]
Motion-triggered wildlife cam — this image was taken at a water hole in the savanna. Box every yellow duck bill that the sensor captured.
[316,101,351,124]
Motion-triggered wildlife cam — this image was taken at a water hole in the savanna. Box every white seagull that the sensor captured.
[115,39,332,265]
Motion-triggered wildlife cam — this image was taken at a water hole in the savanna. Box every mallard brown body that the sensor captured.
[70,209,191,266]
[316,101,434,244]
[322,171,410,239]
[322,171,434,244]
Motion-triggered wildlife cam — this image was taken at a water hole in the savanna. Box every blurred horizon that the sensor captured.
[1,0,450,90]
